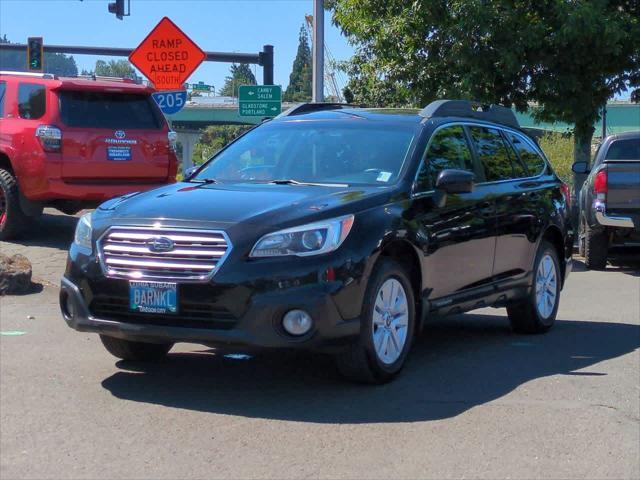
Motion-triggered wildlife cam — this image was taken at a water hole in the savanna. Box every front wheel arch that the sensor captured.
[377,239,423,334]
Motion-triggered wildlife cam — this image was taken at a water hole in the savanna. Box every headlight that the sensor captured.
[250,215,355,258]
[74,212,93,252]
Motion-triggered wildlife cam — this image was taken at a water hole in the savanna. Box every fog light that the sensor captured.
[282,310,313,336]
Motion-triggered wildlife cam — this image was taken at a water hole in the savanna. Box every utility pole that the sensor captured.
[312,0,324,102]
[602,104,607,139]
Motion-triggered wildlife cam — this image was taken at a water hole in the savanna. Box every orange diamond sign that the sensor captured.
[129,17,206,91]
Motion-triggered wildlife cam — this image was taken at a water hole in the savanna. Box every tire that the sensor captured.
[0,168,29,240]
[584,223,608,270]
[578,217,586,257]
[507,241,561,334]
[99,335,173,362]
[334,258,416,384]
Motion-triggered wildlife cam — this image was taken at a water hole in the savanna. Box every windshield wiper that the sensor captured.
[268,179,350,187]
[188,178,217,184]
[269,179,305,185]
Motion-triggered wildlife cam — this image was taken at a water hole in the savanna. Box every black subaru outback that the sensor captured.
[60,100,573,383]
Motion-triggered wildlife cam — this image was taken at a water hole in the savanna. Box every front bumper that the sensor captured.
[60,273,362,351]
[594,201,635,229]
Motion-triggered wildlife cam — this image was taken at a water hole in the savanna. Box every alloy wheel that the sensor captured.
[372,278,409,365]
[535,254,558,319]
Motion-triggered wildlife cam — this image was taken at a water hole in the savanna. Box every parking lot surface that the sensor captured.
[1,212,639,479]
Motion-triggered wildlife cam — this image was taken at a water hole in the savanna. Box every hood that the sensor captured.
[96,181,393,228]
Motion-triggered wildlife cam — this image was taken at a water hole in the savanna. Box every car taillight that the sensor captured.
[594,169,607,200]
[35,125,62,152]
[560,183,571,210]
[168,130,177,152]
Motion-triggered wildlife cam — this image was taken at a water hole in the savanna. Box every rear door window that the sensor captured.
[507,132,546,176]
[468,126,514,181]
[415,125,475,191]
[59,91,162,129]
[605,139,640,160]
[18,83,46,119]
[501,131,529,178]
[0,81,6,117]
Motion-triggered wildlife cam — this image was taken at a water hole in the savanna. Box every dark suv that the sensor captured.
[60,100,573,384]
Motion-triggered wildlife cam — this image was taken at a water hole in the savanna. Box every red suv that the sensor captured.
[0,71,178,239]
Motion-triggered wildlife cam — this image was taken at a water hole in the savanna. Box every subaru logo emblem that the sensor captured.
[147,236,174,253]
[114,130,126,139]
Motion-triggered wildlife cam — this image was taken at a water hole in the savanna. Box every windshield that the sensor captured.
[193,121,418,186]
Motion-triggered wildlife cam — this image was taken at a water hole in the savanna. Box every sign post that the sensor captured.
[238,85,282,117]
[129,17,206,91]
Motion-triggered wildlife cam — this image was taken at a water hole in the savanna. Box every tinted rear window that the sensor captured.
[507,132,546,176]
[0,81,5,118]
[59,91,162,129]
[469,126,514,182]
[606,139,640,160]
[18,83,46,120]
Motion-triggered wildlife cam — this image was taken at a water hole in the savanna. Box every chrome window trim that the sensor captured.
[411,121,548,198]
[96,225,233,283]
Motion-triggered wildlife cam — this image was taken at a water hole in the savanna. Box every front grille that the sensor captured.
[98,226,231,282]
[87,280,238,330]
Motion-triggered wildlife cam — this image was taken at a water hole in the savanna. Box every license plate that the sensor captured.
[107,146,131,161]
[129,281,177,314]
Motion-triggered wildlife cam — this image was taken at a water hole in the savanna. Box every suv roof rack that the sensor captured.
[0,70,57,79]
[73,74,140,84]
[420,99,520,129]
[276,102,363,118]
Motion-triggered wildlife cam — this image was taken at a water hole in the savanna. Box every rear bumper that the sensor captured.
[27,179,173,202]
[594,202,635,229]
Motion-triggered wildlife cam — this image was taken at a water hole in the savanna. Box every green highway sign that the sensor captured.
[239,85,282,117]
[192,81,212,92]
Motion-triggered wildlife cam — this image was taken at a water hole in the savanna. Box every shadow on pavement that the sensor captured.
[572,255,640,277]
[101,313,639,424]
[4,212,78,251]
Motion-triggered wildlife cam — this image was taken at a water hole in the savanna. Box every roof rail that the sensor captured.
[74,74,140,84]
[276,102,363,118]
[420,99,520,129]
[0,70,57,79]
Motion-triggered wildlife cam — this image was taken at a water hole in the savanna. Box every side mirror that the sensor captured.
[183,166,198,179]
[572,161,590,174]
[435,169,475,194]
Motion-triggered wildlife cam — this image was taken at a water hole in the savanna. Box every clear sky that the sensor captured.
[0,0,354,92]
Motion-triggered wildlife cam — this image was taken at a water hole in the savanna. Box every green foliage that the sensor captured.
[192,125,253,166]
[539,133,575,185]
[93,60,136,79]
[330,0,640,162]
[284,26,312,102]
[0,35,78,76]
[219,64,257,97]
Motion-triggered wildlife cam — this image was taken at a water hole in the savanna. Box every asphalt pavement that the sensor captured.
[0,211,638,479]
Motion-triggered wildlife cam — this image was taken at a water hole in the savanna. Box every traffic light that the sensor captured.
[108,0,125,20]
[27,37,43,72]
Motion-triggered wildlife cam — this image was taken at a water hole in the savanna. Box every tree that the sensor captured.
[0,35,78,76]
[93,59,136,79]
[331,0,640,164]
[219,64,257,97]
[193,125,252,165]
[284,26,313,102]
